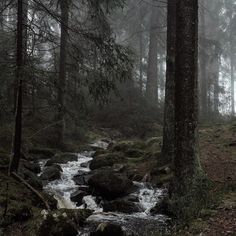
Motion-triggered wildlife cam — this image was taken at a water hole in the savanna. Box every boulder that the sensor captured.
[124,149,144,158]
[20,159,41,174]
[80,161,91,168]
[145,137,162,147]
[70,190,88,206]
[150,198,172,216]
[90,152,125,170]
[88,168,134,200]
[111,140,146,153]
[39,209,92,236]
[92,149,107,158]
[20,168,43,189]
[73,171,90,185]
[40,165,62,181]
[103,199,143,214]
[45,153,78,166]
[90,223,124,236]
[122,195,139,203]
[39,219,77,236]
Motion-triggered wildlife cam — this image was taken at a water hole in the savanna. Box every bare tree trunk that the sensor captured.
[199,3,208,119]
[230,51,235,116]
[229,11,235,116]
[212,4,221,116]
[56,0,69,146]
[139,6,143,94]
[213,46,220,115]
[9,0,23,173]
[162,0,176,163]
[173,0,202,196]
[0,1,4,29]
[146,4,158,104]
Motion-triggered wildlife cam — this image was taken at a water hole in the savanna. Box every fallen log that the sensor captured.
[12,172,50,211]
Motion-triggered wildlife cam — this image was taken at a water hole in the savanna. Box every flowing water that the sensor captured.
[39,142,170,235]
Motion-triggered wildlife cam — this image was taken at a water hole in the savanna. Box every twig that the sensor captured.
[26,120,63,140]
[3,182,9,218]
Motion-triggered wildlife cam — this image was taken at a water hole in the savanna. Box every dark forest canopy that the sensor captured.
[0,0,235,236]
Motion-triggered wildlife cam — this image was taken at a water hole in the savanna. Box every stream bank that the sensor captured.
[37,139,172,235]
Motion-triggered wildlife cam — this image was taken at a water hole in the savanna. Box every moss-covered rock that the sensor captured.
[40,165,62,182]
[88,168,134,200]
[90,152,125,170]
[124,149,144,158]
[20,159,41,174]
[110,140,146,153]
[38,209,92,236]
[20,168,43,189]
[103,199,143,214]
[145,136,162,147]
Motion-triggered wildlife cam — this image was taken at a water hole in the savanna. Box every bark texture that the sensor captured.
[56,0,69,145]
[230,11,235,116]
[199,4,208,119]
[162,0,176,163]
[174,0,201,194]
[9,0,23,173]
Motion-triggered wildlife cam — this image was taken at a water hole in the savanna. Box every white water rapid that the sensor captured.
[39,142,169,235]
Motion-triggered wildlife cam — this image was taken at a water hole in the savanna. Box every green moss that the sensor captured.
[111,140,147,152]
[90,152,126,170]
[169,172,213,221]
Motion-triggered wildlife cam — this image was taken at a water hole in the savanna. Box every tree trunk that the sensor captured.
[22,0,28,64]
[230,50,235,116]
[213,46,220,115]
[199,3,208,119]
[173,0,201,196]
[146,4,158,104]
[56,0,69,145]
[162,0,176,163]
[230,11,235,116]
[139,6,143,94]
[9,0,23,173]
[0,1,4,29]
[212,4,221,116]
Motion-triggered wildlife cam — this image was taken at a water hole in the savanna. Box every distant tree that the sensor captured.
[146,3,159,104]
[228,7,235,116]
[0,1,4,29]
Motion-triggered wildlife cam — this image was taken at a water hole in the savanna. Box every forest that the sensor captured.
[0,0,235,235]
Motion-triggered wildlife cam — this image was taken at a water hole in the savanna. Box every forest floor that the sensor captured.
[177,122,236,236]
[0,121,235,236]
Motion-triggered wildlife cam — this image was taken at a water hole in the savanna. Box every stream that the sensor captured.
[39,141,170,235]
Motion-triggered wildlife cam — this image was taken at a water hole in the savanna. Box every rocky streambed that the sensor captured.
[38,140,171,235]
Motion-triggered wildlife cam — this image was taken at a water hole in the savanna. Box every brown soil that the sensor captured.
[194,123,236,236]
